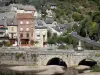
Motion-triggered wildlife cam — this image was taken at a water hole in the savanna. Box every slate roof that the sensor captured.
[35,20,47,29]
[53,24,70,32]
[47,2,57,6]
[0,19,7,28]
[45,17,54,24]
[7,18,17,26]
[0,12,15,20]
[37,20,47,26]
[0,0,11,6]
[0,19,5,25]
[10,4,36,11]
[0,6,11,12]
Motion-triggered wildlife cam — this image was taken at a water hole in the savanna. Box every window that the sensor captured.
[26,21,29,24]
[20,28,23,31]
[37,35,40,37]
[26,28,29,31]
[20,21,23,24]
[20,33,23,37]
[27,33,29,37]
[0,32,3,35]
[43,35,45,37]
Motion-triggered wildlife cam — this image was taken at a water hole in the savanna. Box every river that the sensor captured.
[0,65,79,75]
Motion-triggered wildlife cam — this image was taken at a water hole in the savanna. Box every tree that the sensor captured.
[56,36,64,44]
[47,38,56,48]
[92,12,100,23]
[72,12,84,21]
[72,24,79,32]
[88,22,99,41]
[47,30,52,38]
[79,16,92,37]
[20,0,29,4]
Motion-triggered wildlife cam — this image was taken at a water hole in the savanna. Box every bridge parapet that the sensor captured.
[0,48,100,66]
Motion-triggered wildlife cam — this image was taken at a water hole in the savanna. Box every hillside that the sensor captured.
[15,0,100,23]
[15,0,100,41]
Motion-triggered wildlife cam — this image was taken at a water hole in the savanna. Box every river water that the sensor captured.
[0,65,79,75]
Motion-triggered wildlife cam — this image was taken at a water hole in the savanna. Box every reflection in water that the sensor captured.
[0,65,78,75]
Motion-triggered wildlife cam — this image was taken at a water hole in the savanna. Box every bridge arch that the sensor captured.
[78,59,97,67]
[46,57,67,68]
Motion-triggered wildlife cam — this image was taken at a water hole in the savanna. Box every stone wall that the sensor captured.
[0,50,97,67]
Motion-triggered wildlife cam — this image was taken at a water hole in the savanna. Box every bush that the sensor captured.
[0,42,3,47]
[58,45,68,49]
[72,12,84,21]
[16,53,24,60]
[2,41,8,46]
[7,42,12,47]
[91,65,100,72]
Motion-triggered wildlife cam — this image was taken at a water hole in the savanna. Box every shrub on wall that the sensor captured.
[16,53,24,60]
[0,42,3,47]
[7,42,12,47]
[58,45,68,49]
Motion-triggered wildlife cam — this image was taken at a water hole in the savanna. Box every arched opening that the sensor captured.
[78,59,97,67]
[47,57,67,68]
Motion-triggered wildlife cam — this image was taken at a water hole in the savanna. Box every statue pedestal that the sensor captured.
[76,41,83,51]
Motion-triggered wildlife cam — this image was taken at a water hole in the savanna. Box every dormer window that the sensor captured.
[20,21,23,24]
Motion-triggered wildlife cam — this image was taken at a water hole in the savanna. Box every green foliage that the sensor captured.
[92,12,100,23]
[0,42,3,47]
[47,30,52,38]
[16,0,100,24]
[7,42,12,47]
[72,12,84,21]
[47,38,56,45]
[91,65,100,72]
[56,36,64,44]
[16,53,24,60]
[95,53,100,57]
[47,32,58,46]
[55,8,65,19]
[88,22,98,36]
[58,45,68,49]
[72,24,79,32]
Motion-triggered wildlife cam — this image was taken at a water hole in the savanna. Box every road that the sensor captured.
[71,32,100,47]
[0,47,96,56]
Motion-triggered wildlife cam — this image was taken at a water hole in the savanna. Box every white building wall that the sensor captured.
[35,28,47,48]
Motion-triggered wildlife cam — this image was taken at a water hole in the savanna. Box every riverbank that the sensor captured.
[0,65,79,75]
[9,65,65,74]
[78,72,100,75]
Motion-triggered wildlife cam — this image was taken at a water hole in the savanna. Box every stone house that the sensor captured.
[35,20,47,48]
[0,19,9,42]
[7,18,18,45]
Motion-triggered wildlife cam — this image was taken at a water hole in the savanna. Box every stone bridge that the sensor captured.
[0,48,100,67]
